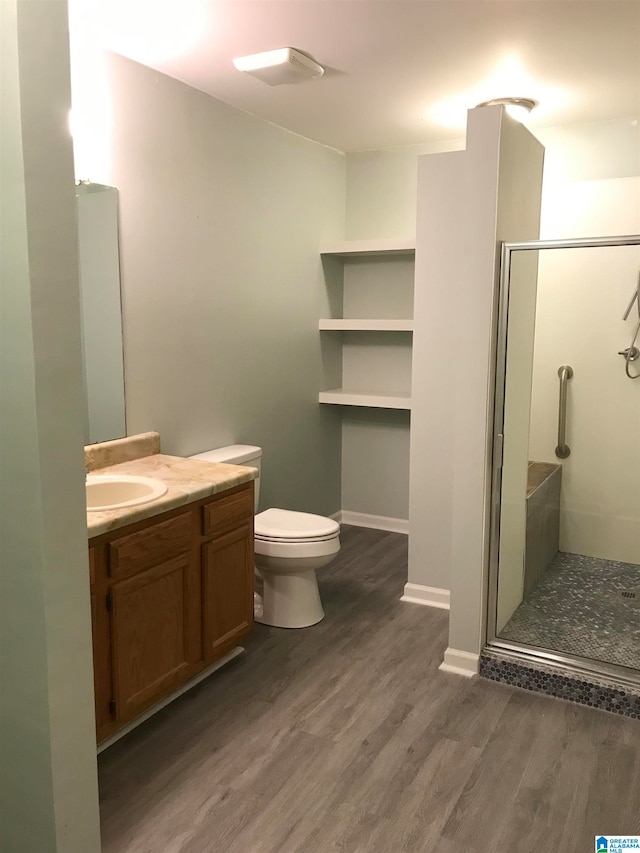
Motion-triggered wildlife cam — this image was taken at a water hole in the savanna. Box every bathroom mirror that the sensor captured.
[76,182,126,444]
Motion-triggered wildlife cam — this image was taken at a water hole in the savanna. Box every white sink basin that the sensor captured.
[86,474,168,512]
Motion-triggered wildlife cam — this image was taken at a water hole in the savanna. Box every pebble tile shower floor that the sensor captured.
[501,551,640,671]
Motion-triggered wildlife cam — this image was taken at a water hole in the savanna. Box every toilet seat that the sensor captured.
[254,509,340,562]
[254,536,340,561]
[255,508,339,543]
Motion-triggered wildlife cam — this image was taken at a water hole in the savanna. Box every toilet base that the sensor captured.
[255,569,325,629]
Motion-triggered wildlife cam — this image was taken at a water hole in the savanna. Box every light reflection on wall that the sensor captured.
[67,0,206,181]
[68,24,112,182]
[69,0,206,66]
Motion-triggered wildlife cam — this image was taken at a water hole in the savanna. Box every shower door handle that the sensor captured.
[555,365,573,459]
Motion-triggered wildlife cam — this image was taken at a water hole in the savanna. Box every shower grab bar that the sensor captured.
[555,365,573,459]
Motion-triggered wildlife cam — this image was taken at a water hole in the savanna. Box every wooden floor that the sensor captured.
[99,526,640,853]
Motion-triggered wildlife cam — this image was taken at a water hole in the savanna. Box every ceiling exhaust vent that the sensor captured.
[233,48,324,86]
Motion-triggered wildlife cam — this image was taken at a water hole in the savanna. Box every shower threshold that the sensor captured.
[480,644,640,719]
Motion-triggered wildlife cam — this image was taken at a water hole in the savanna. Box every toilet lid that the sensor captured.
[254,508,339,541]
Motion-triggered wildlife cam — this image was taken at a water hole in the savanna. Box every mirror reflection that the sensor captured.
[76,182,126,444]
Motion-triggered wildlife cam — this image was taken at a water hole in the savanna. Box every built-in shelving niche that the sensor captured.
[319,238,415,410]
[319,238,414,524]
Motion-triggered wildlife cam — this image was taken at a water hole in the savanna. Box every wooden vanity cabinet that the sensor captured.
[90,482,254,744]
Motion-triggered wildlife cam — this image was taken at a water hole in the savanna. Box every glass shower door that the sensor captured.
[491,236,640,677]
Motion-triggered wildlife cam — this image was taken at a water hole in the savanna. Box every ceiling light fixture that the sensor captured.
[476,97,538,123]
[232,47,324,86]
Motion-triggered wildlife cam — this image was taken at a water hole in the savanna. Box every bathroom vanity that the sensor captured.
[86,434,256,745]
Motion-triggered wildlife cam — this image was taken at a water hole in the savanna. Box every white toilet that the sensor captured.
[189,445,340,628]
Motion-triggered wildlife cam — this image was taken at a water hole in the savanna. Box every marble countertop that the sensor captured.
[87,453,257,538]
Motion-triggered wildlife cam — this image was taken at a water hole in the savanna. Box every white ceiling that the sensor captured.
[73,0,640,152]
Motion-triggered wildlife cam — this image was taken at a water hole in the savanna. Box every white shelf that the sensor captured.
[319,319,413,332]
[320,238,415,257]
[319,389,412,410]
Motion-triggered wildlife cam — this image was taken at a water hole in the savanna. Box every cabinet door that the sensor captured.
[89,547,99,713]
[202,522,253,662]
[89,545,113,735]
[91,588,99,712]
[110,553,196,722]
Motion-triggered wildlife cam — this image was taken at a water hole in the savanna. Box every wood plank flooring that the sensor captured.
[99,526,640,853]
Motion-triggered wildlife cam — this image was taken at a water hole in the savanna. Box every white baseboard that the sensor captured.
[400,582,450,610]
[337,510,409,535]
[439,647,479,678]
[97,647,244,753]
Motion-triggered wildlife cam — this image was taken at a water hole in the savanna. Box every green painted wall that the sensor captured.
[0,1,101,850]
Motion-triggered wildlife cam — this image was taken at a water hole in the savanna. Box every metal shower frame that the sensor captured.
[486,233,640,688]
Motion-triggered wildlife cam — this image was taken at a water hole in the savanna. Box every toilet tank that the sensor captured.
[189,445,262,511]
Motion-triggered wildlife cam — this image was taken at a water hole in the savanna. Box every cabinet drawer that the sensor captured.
[202,486,253,537]
[108,512,191,579]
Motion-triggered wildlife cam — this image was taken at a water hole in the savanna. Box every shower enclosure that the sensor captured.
[487,235,640,688]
